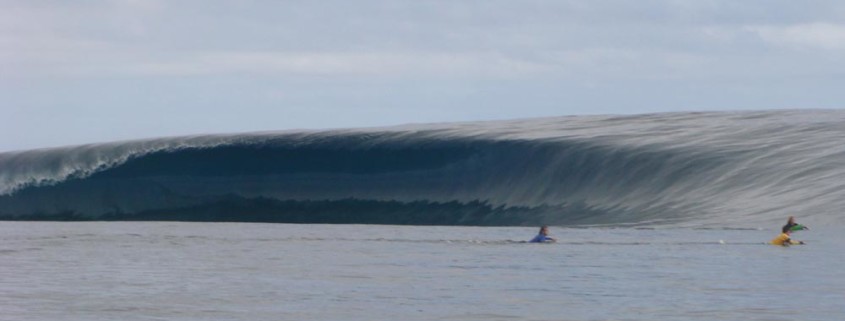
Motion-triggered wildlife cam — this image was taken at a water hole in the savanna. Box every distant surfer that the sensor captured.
[770,225,804,246]
[529,226,557,243]
[784,216,808,231]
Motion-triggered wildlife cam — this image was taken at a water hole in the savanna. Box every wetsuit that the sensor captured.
[770,233,802,246]
[529,234,554,243]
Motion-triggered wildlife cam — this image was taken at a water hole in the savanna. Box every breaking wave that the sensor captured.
[2,110,845,227]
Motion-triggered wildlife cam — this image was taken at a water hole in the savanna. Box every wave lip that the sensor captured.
[2,110,845,227]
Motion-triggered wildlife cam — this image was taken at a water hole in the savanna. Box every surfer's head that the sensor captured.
[539,226,549,235]
[782,225,791,234]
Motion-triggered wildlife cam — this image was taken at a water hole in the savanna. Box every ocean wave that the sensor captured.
[2,110,845,226]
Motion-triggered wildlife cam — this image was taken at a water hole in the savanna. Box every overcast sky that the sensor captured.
[2,1,845,151]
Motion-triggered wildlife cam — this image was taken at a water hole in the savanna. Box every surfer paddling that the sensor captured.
[529,226,557,243]
[770,225,804,246]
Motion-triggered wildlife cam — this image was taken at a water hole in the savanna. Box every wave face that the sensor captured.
[2,110,845,227]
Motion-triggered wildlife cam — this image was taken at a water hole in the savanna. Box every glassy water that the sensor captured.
[1,222,842,321]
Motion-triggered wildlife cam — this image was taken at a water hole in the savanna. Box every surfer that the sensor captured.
[529,226,557,243]
[770,225,804,246]
[784,216,808,231]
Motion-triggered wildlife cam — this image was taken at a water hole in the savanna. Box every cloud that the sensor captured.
[3,46,714,81]
[121,51,550,78]
[3,1,844,81]
[748,22,845,50]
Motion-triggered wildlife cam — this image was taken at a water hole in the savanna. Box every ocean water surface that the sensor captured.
[1,222,842,321]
